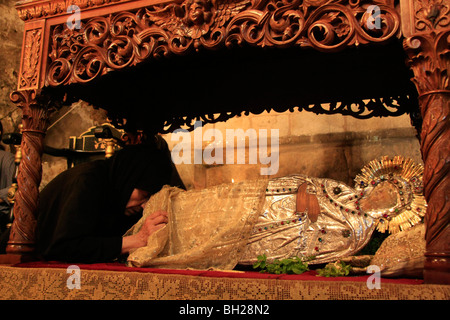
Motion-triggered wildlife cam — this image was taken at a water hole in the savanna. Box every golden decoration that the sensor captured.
[355,156,427,234]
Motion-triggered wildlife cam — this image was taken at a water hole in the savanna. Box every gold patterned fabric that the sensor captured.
[371,224,426,278]
[126,179,268,269]
[126,176,376,269]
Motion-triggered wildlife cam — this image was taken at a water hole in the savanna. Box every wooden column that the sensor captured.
[5,90,49,258]
[402,0,450,284]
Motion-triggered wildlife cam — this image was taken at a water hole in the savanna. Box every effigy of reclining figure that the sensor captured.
[125,156,426,270]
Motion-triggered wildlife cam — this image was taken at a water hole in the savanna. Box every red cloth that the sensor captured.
[13,261,423,285]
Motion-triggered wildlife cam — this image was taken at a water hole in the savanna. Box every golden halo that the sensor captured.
[354,156,427,233]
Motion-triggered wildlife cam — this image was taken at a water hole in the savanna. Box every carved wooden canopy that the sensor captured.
[15,0,420,134]
[6,0,450,284]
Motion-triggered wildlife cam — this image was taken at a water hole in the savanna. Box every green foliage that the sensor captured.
[253,254,310,275]
[316,261,352,277]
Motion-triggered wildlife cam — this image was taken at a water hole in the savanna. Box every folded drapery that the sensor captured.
[125,179,268,269]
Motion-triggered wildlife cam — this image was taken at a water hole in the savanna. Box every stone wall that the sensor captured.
[0,0,23,147]
[163,111,422,189]
[40,101,109,189]
[0,0,422,191]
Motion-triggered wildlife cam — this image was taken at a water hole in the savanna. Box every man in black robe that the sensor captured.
[35,137,185,263]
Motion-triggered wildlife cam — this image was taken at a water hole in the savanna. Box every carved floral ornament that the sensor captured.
[143,94,417,134]
[414,0,449,32]
[16,0,127,21]
[20,29,42,90]
[46,0,401,86]
[403,0,450,97]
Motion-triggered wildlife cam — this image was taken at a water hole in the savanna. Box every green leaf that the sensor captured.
[316,261,352,277]
[252,255,310,275]
[291,266,302,274]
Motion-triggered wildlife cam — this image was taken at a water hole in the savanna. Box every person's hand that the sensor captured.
[121,210,168,254]
[139,210,168,241]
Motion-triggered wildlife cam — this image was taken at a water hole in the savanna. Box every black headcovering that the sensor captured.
[106,144,173,211]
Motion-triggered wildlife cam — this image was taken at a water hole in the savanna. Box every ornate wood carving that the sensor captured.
[18,29,42,90]
[46,0,401,86]
[413,0,449,33]
[6,90,51,254]
[7,2,448,283]
[16,0,129,21]
[17,20,46,91]
[403,0,450,284]
[103,92,418,135]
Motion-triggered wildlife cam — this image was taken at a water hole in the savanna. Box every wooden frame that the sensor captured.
[1,0,448,284]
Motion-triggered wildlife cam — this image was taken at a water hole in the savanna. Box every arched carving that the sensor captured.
[46,0,401,86]
[4,1,448,287]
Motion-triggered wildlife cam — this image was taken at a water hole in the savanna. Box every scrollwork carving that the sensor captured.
[46,0,401,86]
[414,0,449,32]
[16,0,126,21]
[104,93,416,135]
[404,30,450,96]
[296,95,418,119]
